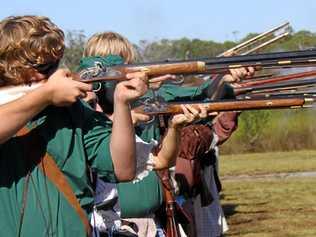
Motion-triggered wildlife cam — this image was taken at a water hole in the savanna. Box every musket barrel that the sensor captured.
[241,32,290,55]
[219,22,290,56]
[235,77,316,95]
[238,70,316,87]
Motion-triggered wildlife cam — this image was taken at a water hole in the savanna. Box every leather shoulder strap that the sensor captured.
[38,154,91,235]
[17,127,91,235]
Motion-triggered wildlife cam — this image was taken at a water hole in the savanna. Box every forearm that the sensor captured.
[0,85,51,144]
[154,126,181,169]
[110,101,136,181]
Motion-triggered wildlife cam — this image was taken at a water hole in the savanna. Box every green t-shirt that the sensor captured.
[117,171,163,218]
[0,101,116,237]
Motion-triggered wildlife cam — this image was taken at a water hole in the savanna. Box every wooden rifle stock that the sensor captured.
[133,97,314,116]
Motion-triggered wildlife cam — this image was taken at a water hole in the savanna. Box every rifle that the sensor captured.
[238,70,316,87]
[133,97,314,116]
[1,49,316,105]
[234,77,316,96]
[78,49,316,82]
[244,73,274,80]
[240,89,316,99]
[219,22,290,56]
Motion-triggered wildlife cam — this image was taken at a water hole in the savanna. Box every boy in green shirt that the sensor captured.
[0,15,149,237]
[80,32,208,236]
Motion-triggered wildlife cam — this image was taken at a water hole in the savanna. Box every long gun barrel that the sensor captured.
[239,89,316,99]
[238,70,316,87]
[133,97,314,115]
[219,22,290,56]
[234,78,316,96]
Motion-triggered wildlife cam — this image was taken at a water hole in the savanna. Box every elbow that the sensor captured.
[110,145,137,182]
[115,165,136,182]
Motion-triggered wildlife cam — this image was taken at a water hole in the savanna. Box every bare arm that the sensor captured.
[153,126,181,170]
[0,84,51,143]
[110,72,148,181]
[153,105,202,170]
[0,69,92,144]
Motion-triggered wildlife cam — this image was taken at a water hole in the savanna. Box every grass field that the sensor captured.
[220,150,316,237]
[220,150,316,177]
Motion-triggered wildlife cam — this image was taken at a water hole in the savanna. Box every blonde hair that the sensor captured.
[83,32,135,63]
[0,15,64,85]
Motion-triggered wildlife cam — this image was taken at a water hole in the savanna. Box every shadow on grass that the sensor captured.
[222,203,238,218]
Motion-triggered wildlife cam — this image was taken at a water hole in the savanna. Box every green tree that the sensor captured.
[62,30,86,71]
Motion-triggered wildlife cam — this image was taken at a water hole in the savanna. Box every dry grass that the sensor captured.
[220,150,316,177]
[220,151,316,236]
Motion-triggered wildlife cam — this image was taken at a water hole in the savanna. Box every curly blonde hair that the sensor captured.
[0,15,65,85]
[83,31,135,63]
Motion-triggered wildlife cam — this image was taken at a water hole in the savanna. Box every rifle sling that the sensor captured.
[17,127,91,235]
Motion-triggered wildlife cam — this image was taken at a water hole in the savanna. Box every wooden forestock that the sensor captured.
[122,61,206,75]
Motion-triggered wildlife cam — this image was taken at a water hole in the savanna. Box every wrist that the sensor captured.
[114,96,130,106]
[114,90,131,105]
[114,96,131,111]
[168,121,183,131]
[38,82,54,106]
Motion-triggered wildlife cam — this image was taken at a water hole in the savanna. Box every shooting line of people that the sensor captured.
[0,16,316,237]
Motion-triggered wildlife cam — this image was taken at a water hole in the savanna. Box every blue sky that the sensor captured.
[1,0,316,44]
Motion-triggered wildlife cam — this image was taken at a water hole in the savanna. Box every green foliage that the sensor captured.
[140,30,316,60]
[61,30,86,71]
[221,109,316,154]
[141,37,237,61]
[233,110,272,152]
